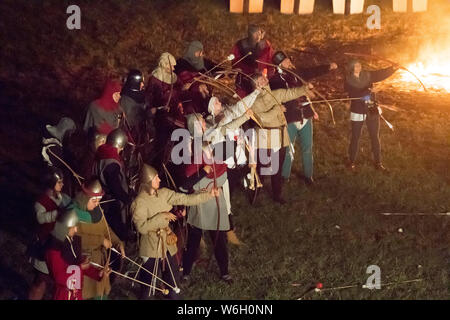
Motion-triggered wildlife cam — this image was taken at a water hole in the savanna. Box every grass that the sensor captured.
[0,0,449,300]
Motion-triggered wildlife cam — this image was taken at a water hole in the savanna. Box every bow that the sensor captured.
[163,56,175,112]
[232,69,298,157]
[256,59,336,125]
[46,149,84,186]
[161,162,187,262]
[190,111,222,259]
[343,52,428,92]
[196,71,264,128]
[48,148,115,300]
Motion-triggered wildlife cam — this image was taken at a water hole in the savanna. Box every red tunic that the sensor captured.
[185,151,228,180]
[145,76,186,129]
[46,249,101,300]
[36,194,59,242]
[231,39,275,97]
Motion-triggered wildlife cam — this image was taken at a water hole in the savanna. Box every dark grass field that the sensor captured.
[0,0,449,300]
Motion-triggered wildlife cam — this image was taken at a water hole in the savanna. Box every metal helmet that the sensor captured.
[122,69,143,92]
[140,164,158,186]
[50,209,79,242]
[81,178,105,198]
[106,128,128,149]
[272,51,288,66]
[93,132,107,151]
[44,167,64,189]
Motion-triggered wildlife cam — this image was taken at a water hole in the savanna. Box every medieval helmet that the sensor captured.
[50,209,79,242]
[106,128,128,149]
[81,178,104,198]
[44,166,64,189]
[93,132,107,151]
[75,178,104,211]
[272,51,288,66]
[122,69,143,92]
[46,117,76,142]
[140,164,158,187]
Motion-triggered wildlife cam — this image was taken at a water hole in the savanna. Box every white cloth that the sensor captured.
[41,137,62,166]
[222,179,232,215]
[350,112,367,122]
[293,118,309,131]
[204,90,260,168]
[35,191,71,225]
[204,89,260,144]
[256,128,282,152]
[32,190,71,274]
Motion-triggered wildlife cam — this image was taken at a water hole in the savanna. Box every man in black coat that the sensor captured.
[269,51,338,185]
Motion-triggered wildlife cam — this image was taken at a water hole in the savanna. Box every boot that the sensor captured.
[375,162,388,172]
[227,230,241,246]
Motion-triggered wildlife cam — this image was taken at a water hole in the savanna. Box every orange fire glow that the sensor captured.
[387,37,450,93]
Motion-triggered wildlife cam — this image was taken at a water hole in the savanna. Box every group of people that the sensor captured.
[27,24,399,300]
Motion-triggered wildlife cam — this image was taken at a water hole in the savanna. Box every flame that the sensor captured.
[386,39,450,93]
[399,61,450,92]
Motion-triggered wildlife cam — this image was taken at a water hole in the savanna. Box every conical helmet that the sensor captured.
[122,69,144,92]
[106,128,128,149]
[50,209,79,242]
[140,164,158,186]
[44,167,64,189]
[92,131,107,151]
[81,178,104,198]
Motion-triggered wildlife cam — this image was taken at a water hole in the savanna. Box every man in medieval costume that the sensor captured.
[45,209,109,300]
[131,164,218,299]
[249,72,314,204]
[72,178,125,300]
[203,92,259,244]
[145,52,186,169]
[231,24,275,98]
[28,167,72,300]
[83,79,123,136]
[269,51,338,185]
[175,40,221,114]
[119,69,147,144]
[344,60,398,171]
[93,128,132,241]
